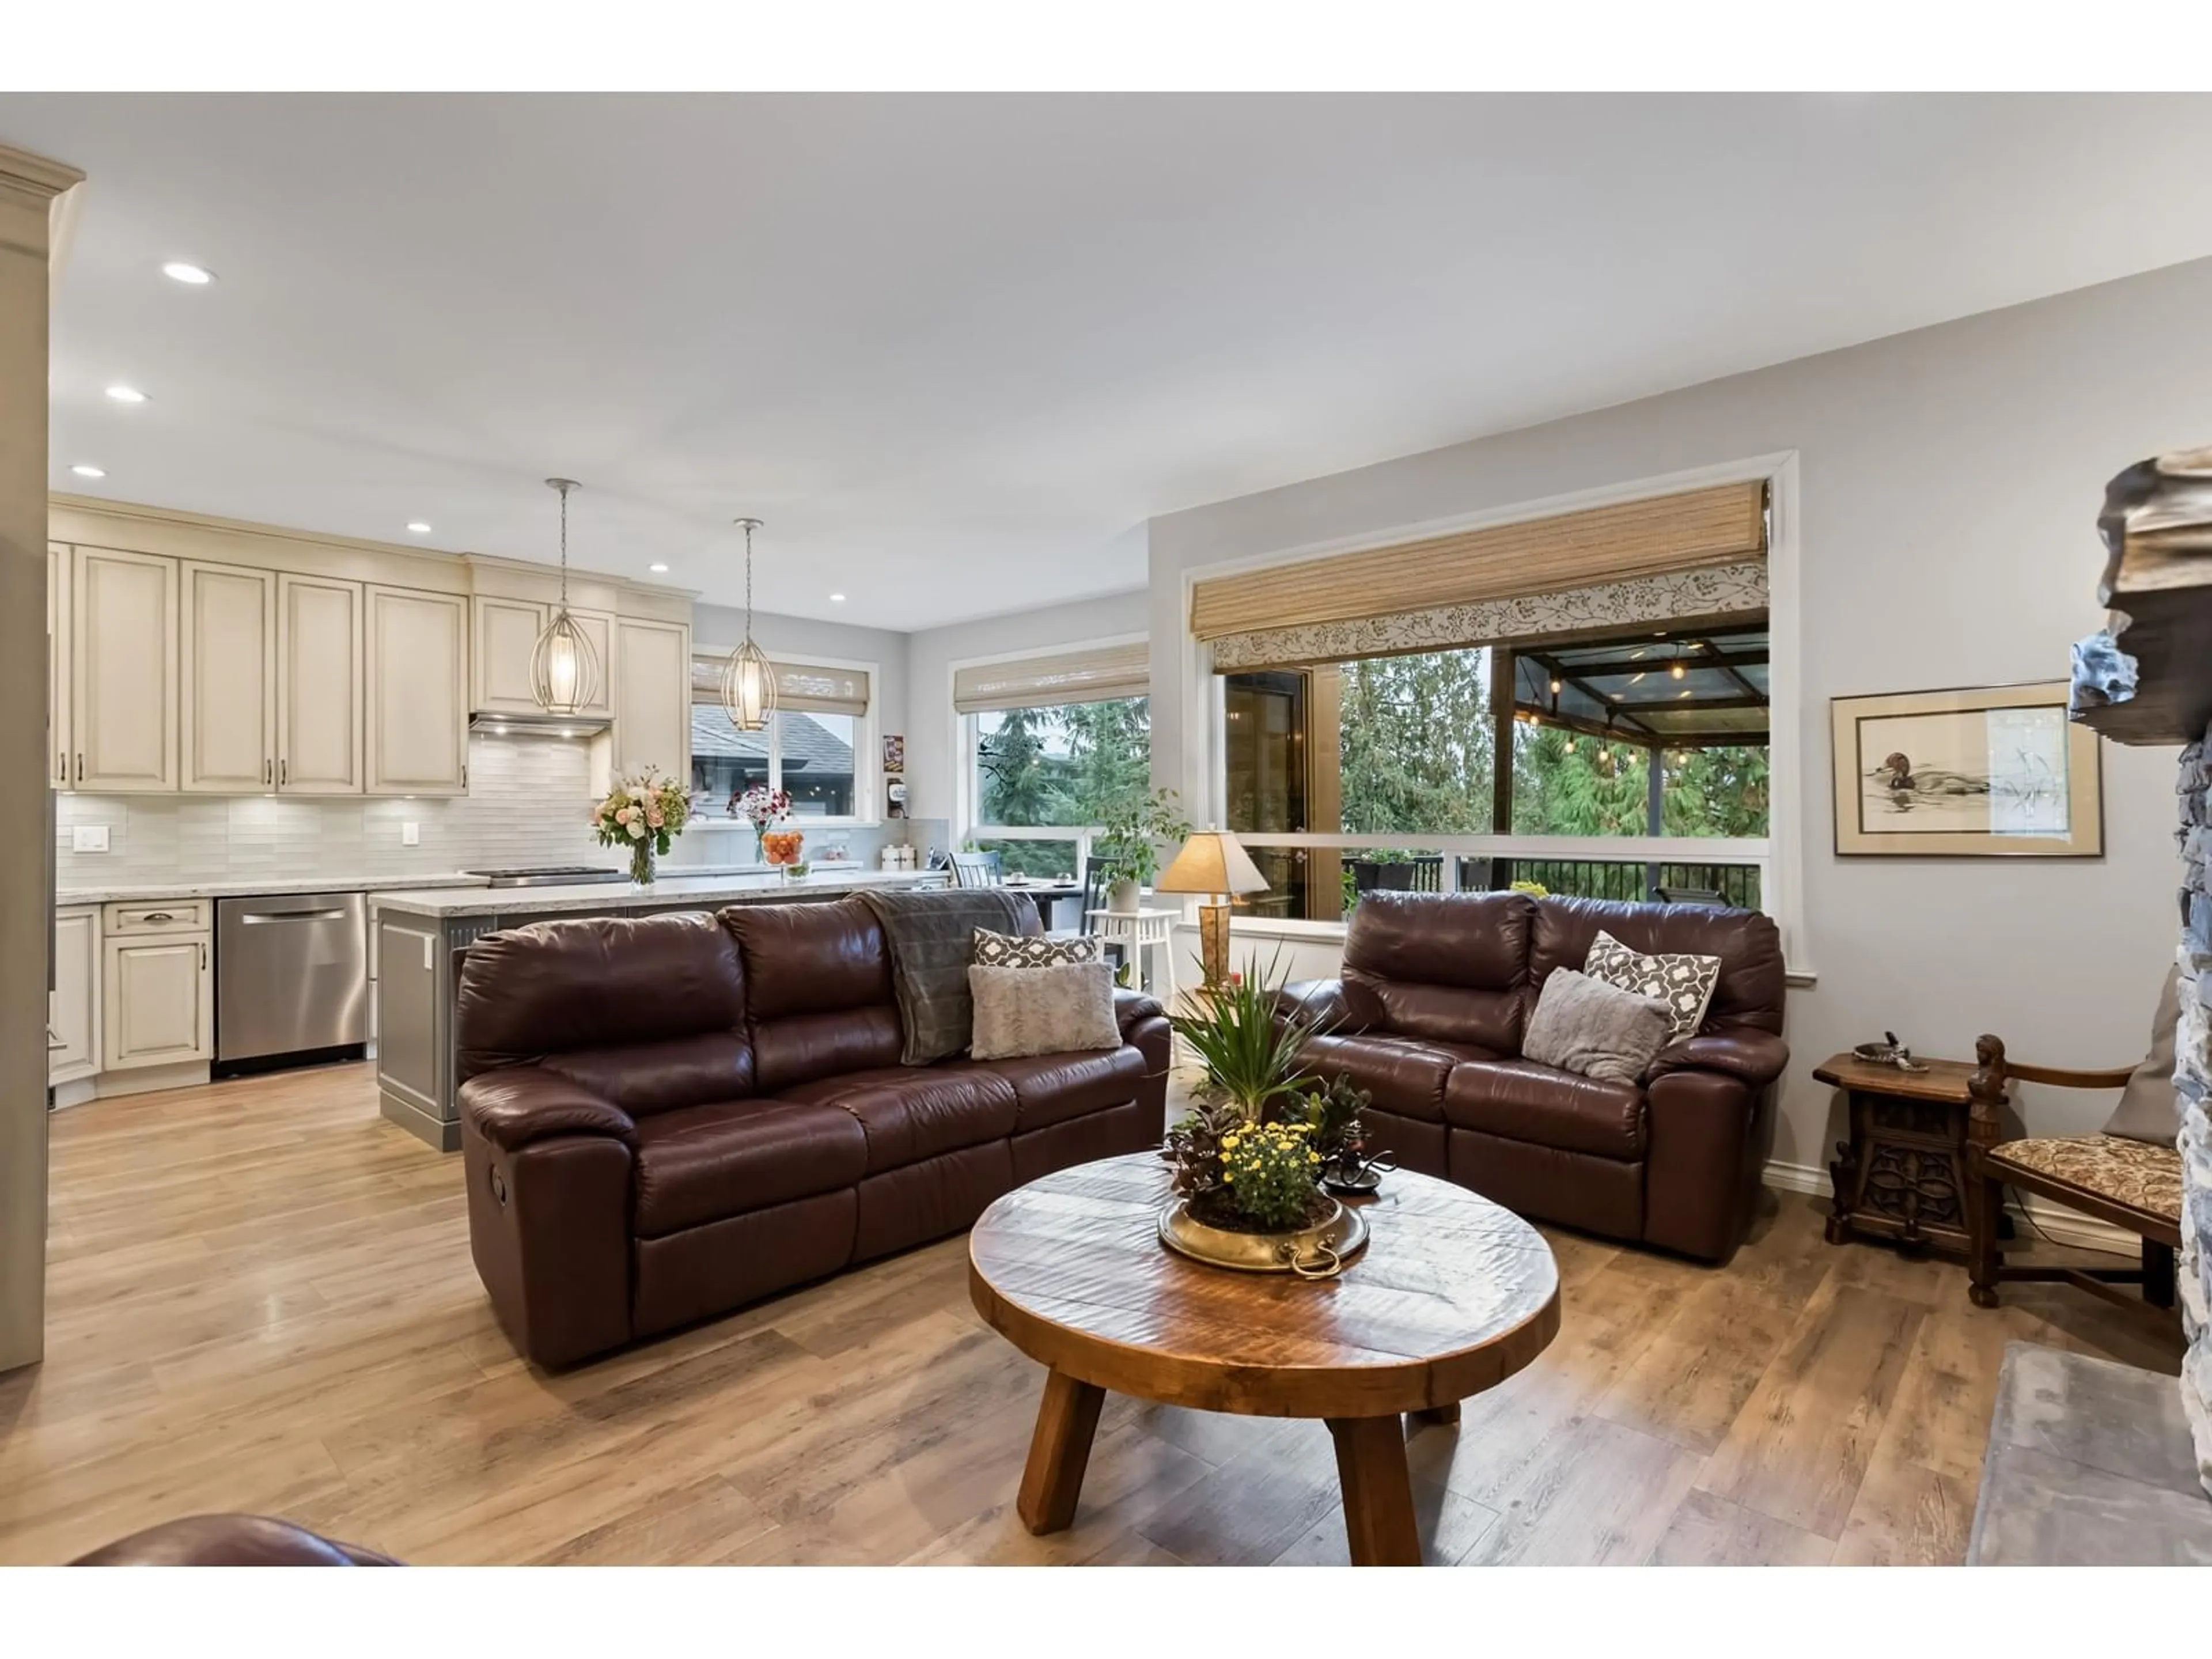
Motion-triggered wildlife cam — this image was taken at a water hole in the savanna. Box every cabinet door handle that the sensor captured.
[264,758,272,786]
[200,942,208,971]
[279,757,287,786]
[461,762,468,789]
[74,752,82,785]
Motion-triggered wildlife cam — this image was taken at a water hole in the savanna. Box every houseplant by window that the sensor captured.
[1096,788,1192,912]
[592,769,694,886]
[1158,959,1373,1276]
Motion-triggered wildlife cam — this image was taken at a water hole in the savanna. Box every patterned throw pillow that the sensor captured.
[972,928,1101,968]
[968,963,1121,1059]
[1581,929,1722,1044]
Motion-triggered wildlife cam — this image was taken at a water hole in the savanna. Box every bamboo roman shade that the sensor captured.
[952,641,1150,715]
[690,654,869,717]
[1189,481,1767,644]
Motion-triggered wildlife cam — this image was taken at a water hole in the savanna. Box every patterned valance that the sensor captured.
[1190,480,1765,643]
[1207,560,1769,672]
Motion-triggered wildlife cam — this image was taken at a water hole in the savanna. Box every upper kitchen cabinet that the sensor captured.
[471,595,614,717]
[609,616,691,781]
[276,573,365,794]
[180,561,277,793]
[70,546,179,793]
[366,585,468,796]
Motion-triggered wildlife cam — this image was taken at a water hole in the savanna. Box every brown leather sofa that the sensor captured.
[455,896,1171,1369]
[1279,892,1787,1264]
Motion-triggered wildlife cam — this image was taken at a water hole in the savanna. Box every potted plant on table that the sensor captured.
[1096,788,1192,912]
[1158,959,1374,1277]
[592,768,693,887]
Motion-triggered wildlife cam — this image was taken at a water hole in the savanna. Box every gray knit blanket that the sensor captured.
[860,887,1036,1065]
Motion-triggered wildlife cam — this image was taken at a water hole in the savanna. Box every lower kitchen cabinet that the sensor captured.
[49,906,101,1088]
[103,931,213,1071]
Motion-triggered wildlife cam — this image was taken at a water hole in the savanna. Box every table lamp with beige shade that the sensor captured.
[1154,828,1270,988]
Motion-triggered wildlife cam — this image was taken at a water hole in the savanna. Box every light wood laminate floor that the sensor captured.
[0,1063,2183,1566]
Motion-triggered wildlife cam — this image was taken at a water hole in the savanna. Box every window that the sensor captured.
[690,654,874,823]
[1222,625,1771,922]
[964,693,1153,878]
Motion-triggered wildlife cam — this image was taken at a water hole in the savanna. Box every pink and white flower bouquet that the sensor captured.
[592,768,693,885]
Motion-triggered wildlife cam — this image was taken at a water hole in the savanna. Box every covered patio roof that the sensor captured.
[1511,624,1769,750]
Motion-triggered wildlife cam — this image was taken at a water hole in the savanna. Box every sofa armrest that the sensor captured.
[1113,986,1165,1040]
[1275,979,1354,1033]
[459,1066,637,1153]
[1649,1029,1790,1090]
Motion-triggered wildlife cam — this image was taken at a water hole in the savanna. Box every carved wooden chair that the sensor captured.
[1965,1033,2183,1315]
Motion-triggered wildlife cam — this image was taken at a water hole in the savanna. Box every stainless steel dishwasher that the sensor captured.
[215,891,369,1071]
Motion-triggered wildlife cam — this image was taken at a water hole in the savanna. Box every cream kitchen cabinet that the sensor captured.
[181,561,278,793]
[471,594,615,717]
[276,573,365,794]
[609,617,691,781]
[102,927,213,1071]
[48,906,101,1088]
[366,585,469,795]
[47,544,70,789]
[70,545,180,793]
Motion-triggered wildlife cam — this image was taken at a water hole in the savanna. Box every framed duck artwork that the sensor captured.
[1830,681,2103,857]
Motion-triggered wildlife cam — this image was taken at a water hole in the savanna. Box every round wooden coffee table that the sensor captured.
[968,1151,1560,1565]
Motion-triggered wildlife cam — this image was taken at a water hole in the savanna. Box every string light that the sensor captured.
[1670,660,1687,680]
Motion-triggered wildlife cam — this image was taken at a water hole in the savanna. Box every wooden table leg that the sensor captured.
[1409,1401,1460,1428]
[1016,1368,1104,1535]
[1327,1415,1422,1566]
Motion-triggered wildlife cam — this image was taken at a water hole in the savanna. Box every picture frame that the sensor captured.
[1830,681,2102,858]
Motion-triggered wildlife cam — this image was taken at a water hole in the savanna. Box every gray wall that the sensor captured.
[904,589,1151,824]
[1146,255,2212,1171]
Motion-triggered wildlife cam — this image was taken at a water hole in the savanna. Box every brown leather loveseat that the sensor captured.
[1279,892,1787,1264]
[455,897,1171,1368]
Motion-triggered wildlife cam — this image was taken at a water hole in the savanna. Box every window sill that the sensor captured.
[690,818,885,832]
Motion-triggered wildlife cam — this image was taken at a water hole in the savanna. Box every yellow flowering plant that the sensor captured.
[1218,1119,1325,1230]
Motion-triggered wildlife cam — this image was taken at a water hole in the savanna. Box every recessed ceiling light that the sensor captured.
[647,562,669,574]
[70,464,105,479]
[829,593,847,603]
[105,385,147,404]
[405,521,432,535]
[161,262,214,285]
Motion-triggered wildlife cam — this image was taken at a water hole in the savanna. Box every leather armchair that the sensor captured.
[73,1514,396,1566]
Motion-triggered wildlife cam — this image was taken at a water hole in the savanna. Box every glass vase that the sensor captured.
[628,840,656,887]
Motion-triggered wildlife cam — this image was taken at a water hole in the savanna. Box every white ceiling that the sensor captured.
[10,92,2212,631]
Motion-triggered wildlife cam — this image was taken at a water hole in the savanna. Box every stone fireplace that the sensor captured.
[2073,446,2212,1497]
[2181,730,2211,1491]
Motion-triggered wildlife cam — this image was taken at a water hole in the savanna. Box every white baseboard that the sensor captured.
[1762,1158,2141,1256]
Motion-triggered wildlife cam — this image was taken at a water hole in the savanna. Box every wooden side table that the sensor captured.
[1814,1051,2004,1256]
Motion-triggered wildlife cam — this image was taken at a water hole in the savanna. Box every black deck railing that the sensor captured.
[1456,855,1761,910]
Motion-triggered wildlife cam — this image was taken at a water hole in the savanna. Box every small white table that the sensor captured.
[1086,907,1177,1001]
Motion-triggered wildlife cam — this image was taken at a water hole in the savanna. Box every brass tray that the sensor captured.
[1157,1195,1369,1279]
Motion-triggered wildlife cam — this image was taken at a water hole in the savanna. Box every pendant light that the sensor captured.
[719,516,777,731]
[530,478,600,715]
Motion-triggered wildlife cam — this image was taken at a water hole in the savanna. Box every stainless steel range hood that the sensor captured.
[468,710,612,739]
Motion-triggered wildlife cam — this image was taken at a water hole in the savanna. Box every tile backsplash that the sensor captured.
[54,733,930,889]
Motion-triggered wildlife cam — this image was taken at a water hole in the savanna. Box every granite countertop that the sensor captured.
[57,872,493,906]
[366,867,948,919]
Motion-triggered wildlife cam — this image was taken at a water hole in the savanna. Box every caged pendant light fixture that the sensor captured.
[719,516,776,732]
[531,478,601,715]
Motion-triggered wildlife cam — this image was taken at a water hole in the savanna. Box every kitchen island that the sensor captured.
[368,866,949,1150]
